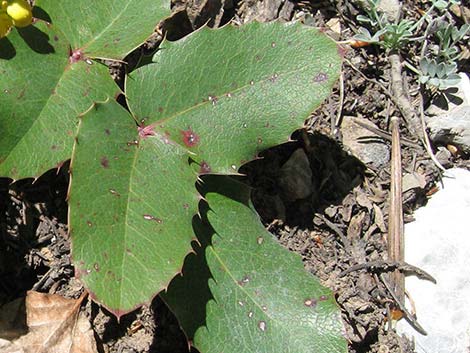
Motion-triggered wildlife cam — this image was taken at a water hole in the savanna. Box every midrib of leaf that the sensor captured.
[4,64,75,167]
[119,132,194,309]
[80,1,132,55]
[152,64,313,129]
[120,131,140,309]
[207,238,276,322]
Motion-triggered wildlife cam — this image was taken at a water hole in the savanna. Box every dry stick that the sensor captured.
[338,260,436,283]
[389,115,405,307]
[388,51,422,139]
[380,273,427,336]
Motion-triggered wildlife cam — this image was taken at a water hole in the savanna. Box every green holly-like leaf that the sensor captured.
[163,187,348,353]
[126,21,341,174]
[0,1,170,179]
[35,0,171,59]
[69,99,199,315]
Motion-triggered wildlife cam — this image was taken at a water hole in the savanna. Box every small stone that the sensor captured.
[277,148,313,202]
[341,116,390,168]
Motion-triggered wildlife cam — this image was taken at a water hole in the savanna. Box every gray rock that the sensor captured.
[341,116,390,168]
[277,148,313,203]
[378,0,400,22]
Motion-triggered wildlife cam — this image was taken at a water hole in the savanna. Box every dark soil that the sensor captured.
[2,0,469,352]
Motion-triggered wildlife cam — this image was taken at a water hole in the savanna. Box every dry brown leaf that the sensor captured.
[402,172,426,192]
[373,204,387,233]
[0,291,97,353]
[347,211,366,240]
[0,297,27,341]
[355,189,373,210]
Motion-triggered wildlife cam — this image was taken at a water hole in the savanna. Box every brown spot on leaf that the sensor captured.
[105,129,111,135]
[199,161,211,174]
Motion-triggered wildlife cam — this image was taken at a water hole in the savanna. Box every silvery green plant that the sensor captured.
[354,0,461,50]
[354,0,468,91]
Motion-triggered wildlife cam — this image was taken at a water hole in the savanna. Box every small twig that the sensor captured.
[351,117,420,149]
[344,58,396,102]
[389,115,405,306]
[380,273,428,336]
[333,72,345,137]
[338,260,436,283]
[315,214,353,255]
[418,87,447,171]
[388,51,423,139]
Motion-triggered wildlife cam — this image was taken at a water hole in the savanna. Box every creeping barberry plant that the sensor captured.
[0,1,347,352]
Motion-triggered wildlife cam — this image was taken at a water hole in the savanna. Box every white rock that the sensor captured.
[426,73,470,153]
[398,168,470,353]
[427,105,470,153]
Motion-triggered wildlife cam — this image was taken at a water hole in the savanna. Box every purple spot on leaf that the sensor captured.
[199,161,211,174]
[69,49,85,64]
[181,128,199,147]
[100,157,109,168]
[138,123,157,138]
